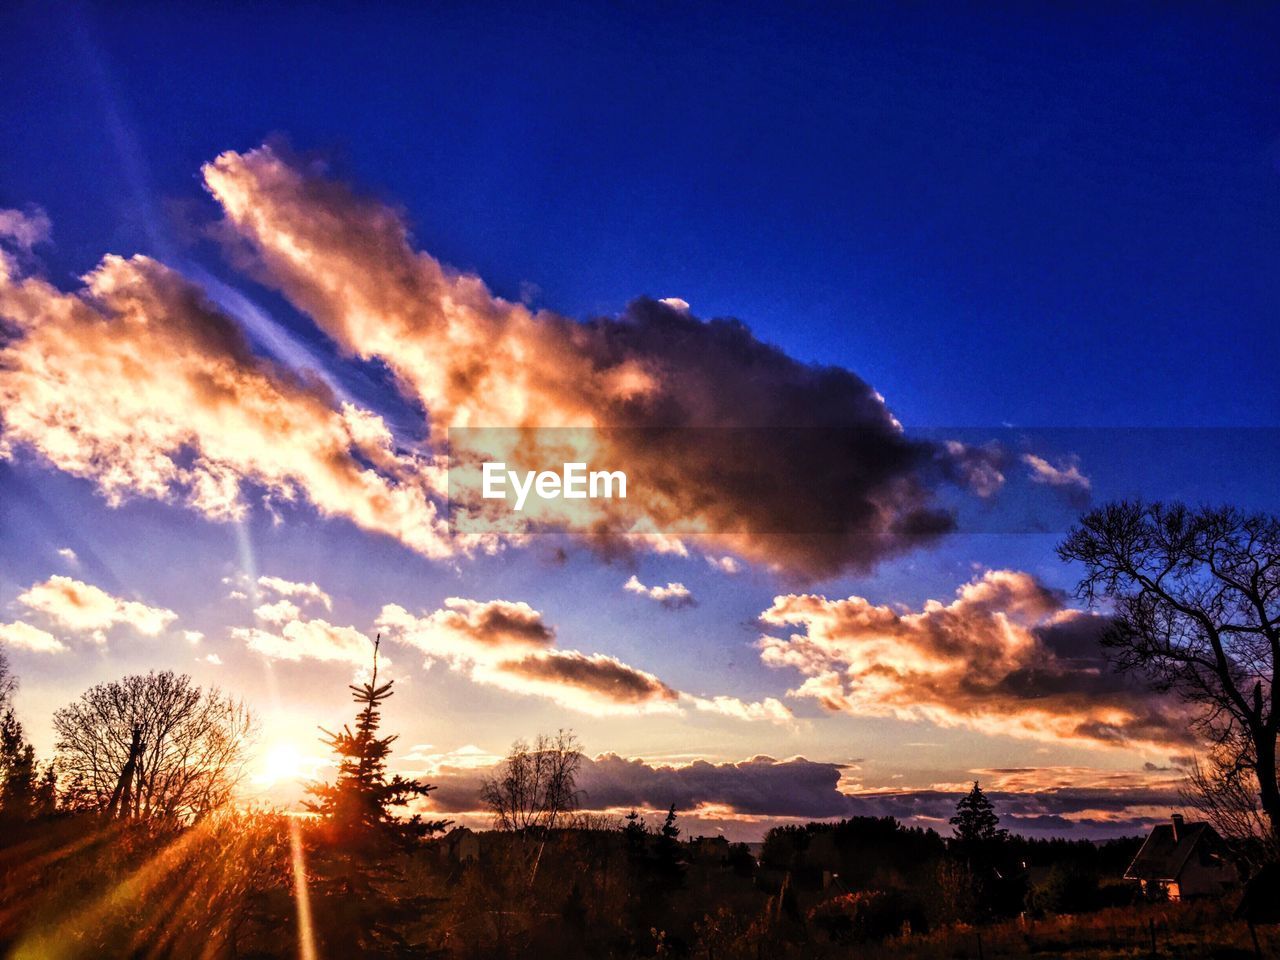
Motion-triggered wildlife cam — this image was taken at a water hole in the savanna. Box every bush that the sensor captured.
[807,889,921,943]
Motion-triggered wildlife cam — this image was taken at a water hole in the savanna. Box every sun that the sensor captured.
[252,741,310,788]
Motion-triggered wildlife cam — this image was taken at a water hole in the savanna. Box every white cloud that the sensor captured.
[0,621,66,653]
[1022,453,1090,493]
[235,618,375,668]
[257,575,333,610]
[254,599,302,625]
[15,576,176,639]
[623,575,696,609]
[705,555,741,575]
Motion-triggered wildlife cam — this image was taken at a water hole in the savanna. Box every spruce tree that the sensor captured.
[655,803,685,885]
[305,636,447,846]
[303,636,449,957]
[949,781,1007,849]
[0,707,37,823]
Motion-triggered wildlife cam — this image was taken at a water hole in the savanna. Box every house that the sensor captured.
[439,826,481,865]
[1124,814,1238,900]
[692,835,731,861]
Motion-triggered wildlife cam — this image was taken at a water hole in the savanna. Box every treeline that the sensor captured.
[0,643,1155,959]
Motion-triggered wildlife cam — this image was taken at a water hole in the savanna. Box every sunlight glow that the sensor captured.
[253,741,310,787]
[289,817,316,960]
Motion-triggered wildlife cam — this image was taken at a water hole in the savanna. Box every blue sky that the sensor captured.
[0,2,1277,839]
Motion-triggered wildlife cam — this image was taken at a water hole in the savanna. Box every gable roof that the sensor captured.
[1124,820,1217,881]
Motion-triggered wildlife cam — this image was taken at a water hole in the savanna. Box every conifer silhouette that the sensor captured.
[305,635,448,845]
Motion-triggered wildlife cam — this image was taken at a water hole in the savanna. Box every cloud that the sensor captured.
[417,752,1179,839]
[56,547,78,566]
[378,597,790,721]
[234,618,375,668]
[705,555,742,575]
[378,598,555,663]
[0,250,452,559]
[688,695,794,723]
[757,569,1193,754]
[1022,453,1091,504]
[478,650,680,715]
[0,207,51,250]
[0,621,66,653]
[202,653,223,666]
[256,575,333,610]
[623,575,696,609]
[183,630,205,644]
[15,576,176,640]
[254,599,302,625]
[201,144,1011,579]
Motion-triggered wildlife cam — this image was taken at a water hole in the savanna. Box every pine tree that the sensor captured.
[623,809,648,865]
[304,636,449,957]
[949,781,1007,849]
[0,707,37,823]
[305,636,448,846]
[655,804,685,885]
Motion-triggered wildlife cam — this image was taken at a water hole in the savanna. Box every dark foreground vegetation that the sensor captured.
[1,501,1278,957]
[0,643,1263,960]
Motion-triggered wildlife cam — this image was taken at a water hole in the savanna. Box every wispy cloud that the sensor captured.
[256,575,333,611]
[1022,453,1091,504]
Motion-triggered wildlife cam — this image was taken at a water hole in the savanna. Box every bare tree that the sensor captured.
[54,670,255,822]
[1059,502,1280,840]
[481,730,583,833]
[0,650,14,712]
[1182,730,1279,866]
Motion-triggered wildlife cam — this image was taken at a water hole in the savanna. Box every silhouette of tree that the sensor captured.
[1060,502,1280,840]
[303,636,448,958]
[481,730,581,832]
[655,803,685,885]
[0,651,14,713]
[623,809,648,867]
[53,670,253,821]
[305,637,447,845]
[0,707,37,823]
[950,781,1007,850]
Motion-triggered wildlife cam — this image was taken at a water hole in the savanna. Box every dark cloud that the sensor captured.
[204,145,1009,580]
[758,570,1197,753]
[417,753,1183,840]
[493,652,679,706]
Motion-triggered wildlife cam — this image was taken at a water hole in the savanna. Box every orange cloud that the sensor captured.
[378,597,791,721]
[202,144,1002,579]
[758,569,1193,754]
[0,251,452,558]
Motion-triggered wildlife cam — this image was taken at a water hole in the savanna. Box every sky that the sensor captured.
[0,1,1277,841]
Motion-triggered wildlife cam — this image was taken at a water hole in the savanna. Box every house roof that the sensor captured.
[1124,820,1217,881]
